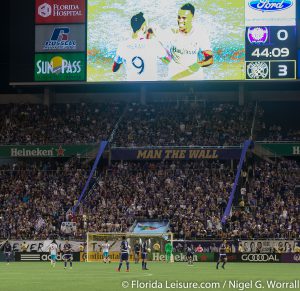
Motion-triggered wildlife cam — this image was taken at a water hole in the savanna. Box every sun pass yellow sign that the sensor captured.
[35,53,85,81]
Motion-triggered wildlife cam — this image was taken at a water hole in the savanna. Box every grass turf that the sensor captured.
[0,262,299,291]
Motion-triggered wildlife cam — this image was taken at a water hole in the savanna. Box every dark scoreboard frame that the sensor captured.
[9,0,300,85]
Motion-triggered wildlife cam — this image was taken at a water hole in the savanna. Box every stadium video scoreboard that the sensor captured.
[33,0,300,82]
[245,26,297,79]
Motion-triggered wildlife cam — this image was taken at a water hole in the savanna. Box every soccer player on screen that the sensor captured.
[48,240,58,268]
[216,240,227,270]
[112,12,171,81]
[160,3,213,80]
[63,240,73,270]
[117,236,130,272]
[102,240,111,263]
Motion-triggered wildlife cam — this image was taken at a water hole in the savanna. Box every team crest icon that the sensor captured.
[247,27,268,44]
[246,62,269,79]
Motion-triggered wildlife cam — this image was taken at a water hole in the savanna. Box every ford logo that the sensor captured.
[248,0,293,12]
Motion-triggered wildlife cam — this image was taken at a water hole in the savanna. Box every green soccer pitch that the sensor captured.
[1,262,299,291]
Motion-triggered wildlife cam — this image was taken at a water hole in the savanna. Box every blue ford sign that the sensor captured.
[248,0,293,12]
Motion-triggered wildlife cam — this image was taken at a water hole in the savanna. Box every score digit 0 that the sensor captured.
[277,29,288,41]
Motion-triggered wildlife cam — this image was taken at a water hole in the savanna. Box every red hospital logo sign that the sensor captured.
[35,0,85,24]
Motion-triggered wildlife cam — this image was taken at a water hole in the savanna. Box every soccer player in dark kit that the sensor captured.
[186,245,194,266]
[3,240,12,265]
[134,240,140,264]
[117,236,130,272]
[216,240,228,270]
[63,240,73,270]
[141,240,149,270]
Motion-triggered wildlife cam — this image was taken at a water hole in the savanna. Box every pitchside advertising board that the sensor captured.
[238,253,300,263]
[34,0,299,82]
[3,240,300,263]
[15,252,80,262]
[11,252,300,263]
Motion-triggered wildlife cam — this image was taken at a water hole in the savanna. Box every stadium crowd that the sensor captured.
[256,102,300,141]
[0,103,123,144]
[113,102,254,146]
[79,160,234,239]
[258,125,300,141]
[0,101,299,241]
[0,102,299,146]
[228,160,300,239]
[0,159,90,239]
[0,102,255,146]
[1,157,299,241]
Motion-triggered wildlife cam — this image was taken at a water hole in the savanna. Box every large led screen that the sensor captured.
[33,0,297,82]
[87,0,246,82]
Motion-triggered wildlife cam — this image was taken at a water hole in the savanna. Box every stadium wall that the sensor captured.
[1,89,300,105]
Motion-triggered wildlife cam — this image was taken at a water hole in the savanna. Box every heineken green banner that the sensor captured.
[259,143,300,156]
[0,145,97,158]
[35,53,86,81]
[151,252,214,262]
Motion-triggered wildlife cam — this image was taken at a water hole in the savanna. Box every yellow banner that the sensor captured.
[80,252,136,262]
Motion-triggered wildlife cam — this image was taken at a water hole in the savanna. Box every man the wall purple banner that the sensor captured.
[111,147,242,161]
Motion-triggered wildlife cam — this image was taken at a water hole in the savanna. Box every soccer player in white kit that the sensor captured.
[102,240,111,263]
[112,12,171,81]
[49,240,58,268]
[162,3,213,80]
